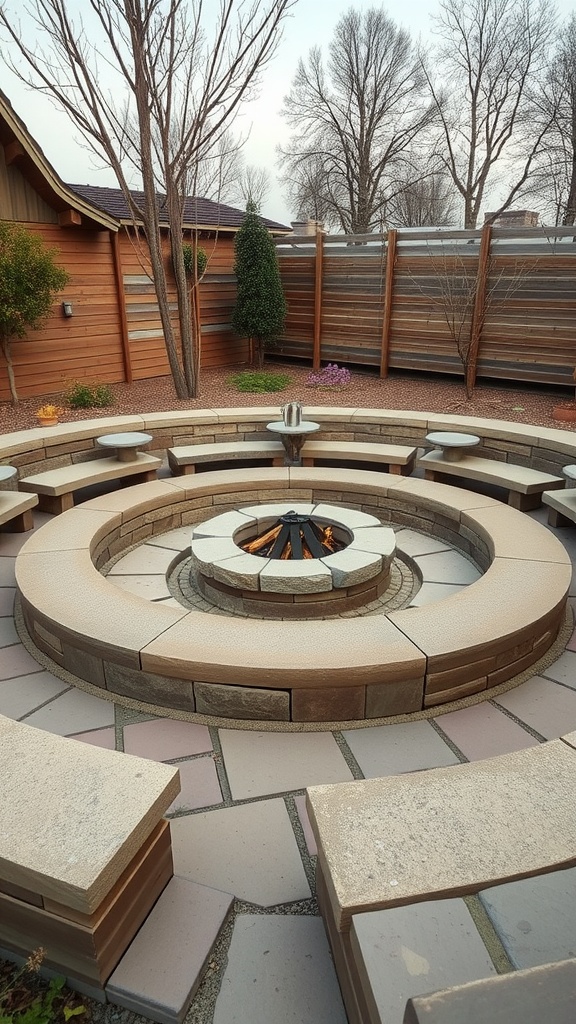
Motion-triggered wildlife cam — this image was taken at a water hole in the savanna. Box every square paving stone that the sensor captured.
[413,550,482,585]
[541,651,576,689]
[0,587,15,616]
[409,582,466,607]
[0,617,19,647]
[0,643,44,681]
[106,875,233,1024]
[108,574,172,600]
[22,687,116,735]
[108,544,175,575]
[213,915,347,1024]
[342,721,460,778]
[435,702,537,760]
[123,719,212,761]
[351,898,496,1024]
[0,672,70,720]
[170,799,310,906]
[147,527,192,552]
[218,729,353,800]
[166,756,222,813]
[494,678,576,739]
[394,530,452,556]
[0,556,16,587]
[479,867,576,969]
[69,727,117,750]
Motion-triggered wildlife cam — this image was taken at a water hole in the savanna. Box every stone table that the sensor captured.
[97,431,153,463]
[425,431,481,462]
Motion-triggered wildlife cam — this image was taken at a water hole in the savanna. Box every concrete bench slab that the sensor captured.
[543,488,576,528]
[168,440,285,474]
[306,740,576,933]
[0,715,179,913]
[0,491,38,532]
[403,959,576,1024]
[418,451,564,510]
[20,453,162,514]
[460,503,574,563]
[300,440,417,474]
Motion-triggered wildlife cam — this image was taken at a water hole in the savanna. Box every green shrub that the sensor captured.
[0,950,86,1024]
[228,371,291,393]
[66,381,114,409]
[182,243,208,278]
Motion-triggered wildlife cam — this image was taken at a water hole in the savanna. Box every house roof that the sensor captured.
[67,183,290,234]
[0,89,118,231]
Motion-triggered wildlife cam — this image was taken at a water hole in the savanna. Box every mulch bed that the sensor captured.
[0,362,573,434]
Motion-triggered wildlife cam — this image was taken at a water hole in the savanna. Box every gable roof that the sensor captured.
[67,183,290,234]
[0,89,118,231]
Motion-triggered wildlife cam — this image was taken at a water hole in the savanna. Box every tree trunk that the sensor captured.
[1,336,18,405]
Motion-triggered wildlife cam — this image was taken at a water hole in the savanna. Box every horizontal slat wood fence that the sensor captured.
[275,227,576,388]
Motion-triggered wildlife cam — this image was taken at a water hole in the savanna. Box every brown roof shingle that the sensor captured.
[67,183,289,232]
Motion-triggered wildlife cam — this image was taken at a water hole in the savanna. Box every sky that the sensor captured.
[1,0,575,227]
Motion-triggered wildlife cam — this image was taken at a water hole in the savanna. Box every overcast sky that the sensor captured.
[1,0,575,227]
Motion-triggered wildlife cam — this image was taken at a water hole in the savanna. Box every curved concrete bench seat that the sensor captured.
[15,466,571,722]
[2,406,576,483]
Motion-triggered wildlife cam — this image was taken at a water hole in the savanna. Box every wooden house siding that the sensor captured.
[0,224,124,402]
[0,145,58,224]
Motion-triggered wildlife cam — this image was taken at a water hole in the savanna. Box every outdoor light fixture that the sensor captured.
[62,301,73,317]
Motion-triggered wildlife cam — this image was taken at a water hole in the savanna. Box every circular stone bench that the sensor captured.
[15,466,571,723]
[2,407,576,483]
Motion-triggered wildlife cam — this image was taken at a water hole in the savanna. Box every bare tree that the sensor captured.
[0,0,294,398]
[426,0,555,229]
[236,164,271,211]
[524,16,576,225]
[279,7,437,234]
[412,239,531,397]
[385,156,458,226]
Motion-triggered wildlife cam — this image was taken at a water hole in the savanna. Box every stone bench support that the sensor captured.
[0,715,179,995]
[0,491,38,532]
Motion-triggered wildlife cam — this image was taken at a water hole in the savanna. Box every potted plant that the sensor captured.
[552,369,576,423]
[36,403,63,426]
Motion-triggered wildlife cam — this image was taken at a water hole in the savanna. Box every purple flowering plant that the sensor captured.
[306,363,352,389]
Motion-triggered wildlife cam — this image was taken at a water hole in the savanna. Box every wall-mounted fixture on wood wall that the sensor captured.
[62,301,73,317]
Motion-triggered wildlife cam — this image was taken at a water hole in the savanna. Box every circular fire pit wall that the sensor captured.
[190,503,396,619]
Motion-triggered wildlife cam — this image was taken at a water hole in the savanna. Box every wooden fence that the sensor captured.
[274,226,576,388]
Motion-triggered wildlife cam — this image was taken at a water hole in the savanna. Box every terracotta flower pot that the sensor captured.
[552,405,576,423]
[36,415,59,427]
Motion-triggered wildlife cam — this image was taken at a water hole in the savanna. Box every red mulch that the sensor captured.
[0,362,573,434]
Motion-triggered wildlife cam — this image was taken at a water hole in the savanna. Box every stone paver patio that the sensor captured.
[1,483,576,1023]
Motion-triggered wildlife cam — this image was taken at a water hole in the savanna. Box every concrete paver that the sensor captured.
[170,799,311,906]
[123,719,213,761]
[0,671,70,719]
[22,686,116,735]
[414,549,482,584]
[480,868,576,969]
[108,575,172,600]
[213,915,347,1024]
[219,729,353,800]
[0,587,15,615]
[342,721,460,777]
[0,643,47,681]
[351,899,497,1023]
[494,677,576,739]
[435,702,537,760]
[0,556,16,587]
[166,756,223,813]
[540,650,576,689]
[0,618,19,647]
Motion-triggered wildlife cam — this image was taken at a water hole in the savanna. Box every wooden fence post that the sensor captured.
[466,223,492,395]
[110,230,133,384]
[380,229,397,378]
[313,228,324,369]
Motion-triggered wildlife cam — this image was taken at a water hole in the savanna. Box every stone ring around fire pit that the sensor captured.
[190,503,396,618]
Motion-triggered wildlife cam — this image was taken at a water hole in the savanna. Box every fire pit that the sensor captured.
[241,510,348,560]
[190,503,396,618]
